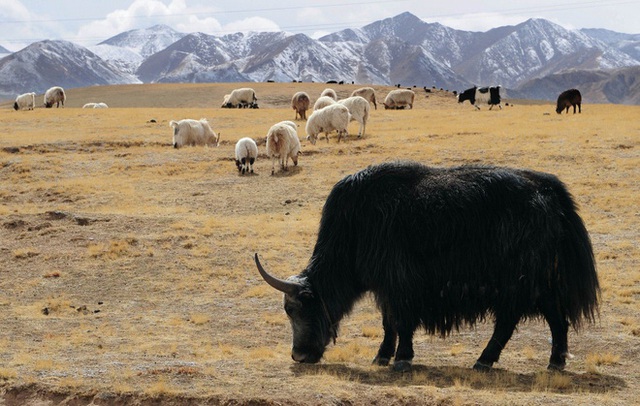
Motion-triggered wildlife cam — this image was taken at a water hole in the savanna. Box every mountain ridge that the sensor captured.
[1,12,639,103]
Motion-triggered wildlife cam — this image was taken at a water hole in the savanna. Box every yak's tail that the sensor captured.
[557,191,600,330]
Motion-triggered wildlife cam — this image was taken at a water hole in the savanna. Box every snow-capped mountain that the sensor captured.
[90,24,186,73]
[1,12,639,103]
[0,40,140,100]
[581,28,640,61]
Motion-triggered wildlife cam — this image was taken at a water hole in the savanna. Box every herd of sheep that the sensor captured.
[228,86,416,175]
[12,84,418,176]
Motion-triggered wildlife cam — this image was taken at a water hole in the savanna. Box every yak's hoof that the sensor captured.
[372,356,390,366]
[393,360,412,372]
[547,362,566,371]
[473,361,493,372]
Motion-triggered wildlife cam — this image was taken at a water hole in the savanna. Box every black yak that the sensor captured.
[556,89,582,114]
[457,86,502,110]
[255,161,599,372]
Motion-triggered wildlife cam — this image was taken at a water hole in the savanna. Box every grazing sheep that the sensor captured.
[222,88,258,108]
[338,96,370,138]
[169,118,220,148]
[82,103,97,109]
[13,92,35,111]
[291,91,310,120]
[351,87,377,110]
[266,121,301,175]
[44,86,66,108]
[305,103,351,145]
[383,89,415,110]
[320,88,338,101]
[235,137,259,175]
[313,95,336,111]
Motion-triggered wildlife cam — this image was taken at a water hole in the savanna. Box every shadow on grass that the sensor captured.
[291,362,626,395]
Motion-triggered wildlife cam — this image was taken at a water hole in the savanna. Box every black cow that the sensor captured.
[458,86,502,110]
[556,89,582,114]
[256,161,599,372]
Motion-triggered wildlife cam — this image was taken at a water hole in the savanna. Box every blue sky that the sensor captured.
[1,0,638,50]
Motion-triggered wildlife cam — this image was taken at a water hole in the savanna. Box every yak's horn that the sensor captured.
[254,253,300,296]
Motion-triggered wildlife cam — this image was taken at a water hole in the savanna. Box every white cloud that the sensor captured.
[73,0,226,44]
[218,16,281,35]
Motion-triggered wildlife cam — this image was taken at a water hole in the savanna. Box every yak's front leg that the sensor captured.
[474,316,520,371]
[393,326,415,372]
[373,310,396,366]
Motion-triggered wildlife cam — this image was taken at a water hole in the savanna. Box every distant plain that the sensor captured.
[0,82,638,405]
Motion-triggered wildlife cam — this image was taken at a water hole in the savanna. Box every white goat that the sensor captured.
[305,104,351,145]
[320,88,338,101]
[235,137,259,175]
[44,86,66,108]
[338,96,370,138]
[313,95,336,111]
[383,89,415,109]
[291,91,310,120]
[266,121,301,175]
[14,92,35,111]
[351,87,377,110]
[222,88,258,108]
[169,118,220,148]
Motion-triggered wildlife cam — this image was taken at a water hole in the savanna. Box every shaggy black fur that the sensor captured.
[266,161,600,371]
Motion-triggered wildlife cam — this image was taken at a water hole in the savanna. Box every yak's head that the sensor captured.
[13,102,18,111]
[255,253,336,363]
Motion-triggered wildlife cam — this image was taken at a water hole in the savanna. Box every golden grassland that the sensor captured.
[0,82,638,405]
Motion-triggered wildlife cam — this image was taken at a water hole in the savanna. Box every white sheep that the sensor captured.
[291,91,310,120]
[235,137,259,175]
[338,95,370,138]
[351,87,377,110]
[305,103,351,145]
[13,92,35,111]
[44,86,66,108]
[221,88,258,108]
[266,121,301,175]
[82,102,109,109]
[320,88,338,101]
[169,118,220,148]
[383,89,415,109]
[313,95,336,111]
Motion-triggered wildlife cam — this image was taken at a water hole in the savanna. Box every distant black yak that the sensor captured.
[256,161,599,372]
[556,89,582,114]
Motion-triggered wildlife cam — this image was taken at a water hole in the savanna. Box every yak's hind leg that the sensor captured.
[373,309,397,367]
[474,315,520,371]
[538,296,569,370]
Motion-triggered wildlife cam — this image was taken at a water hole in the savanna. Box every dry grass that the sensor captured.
[0,82,638,405]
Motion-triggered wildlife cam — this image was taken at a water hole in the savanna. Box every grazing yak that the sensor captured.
[458,86,502,110]
[556,89,582,114]
[255,161,599,372]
